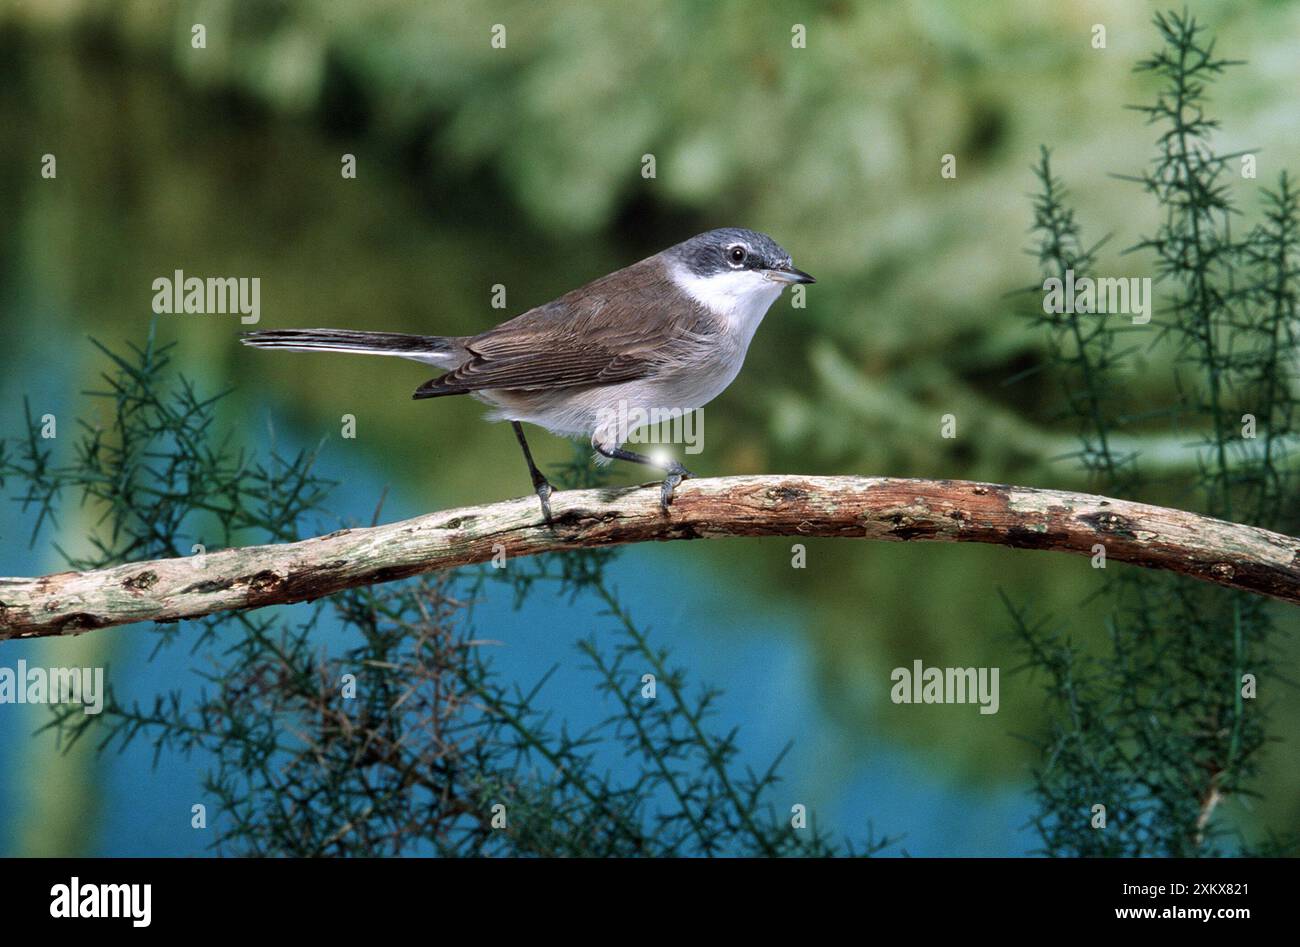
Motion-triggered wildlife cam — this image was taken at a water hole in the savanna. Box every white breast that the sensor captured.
[669,264,785,349]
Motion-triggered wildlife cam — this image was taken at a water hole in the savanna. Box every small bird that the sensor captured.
[241,228,813,522]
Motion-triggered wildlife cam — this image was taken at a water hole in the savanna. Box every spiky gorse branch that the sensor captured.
[48,549,889,857]
[1,326,333,560]
[1027,146,1134,492]
[1015,10,1297,857]
[8,331,890,856]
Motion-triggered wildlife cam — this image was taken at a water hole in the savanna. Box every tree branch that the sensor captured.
[3,475,1298,639]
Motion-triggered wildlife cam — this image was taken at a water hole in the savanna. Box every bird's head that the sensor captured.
[666,228,814,318]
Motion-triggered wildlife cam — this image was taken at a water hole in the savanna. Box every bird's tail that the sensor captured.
[240,328,464,368]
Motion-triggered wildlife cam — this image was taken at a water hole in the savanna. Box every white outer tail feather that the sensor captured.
[241,329,462,368]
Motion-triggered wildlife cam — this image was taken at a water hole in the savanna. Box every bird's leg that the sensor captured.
[593,443,694,512]
[511,422,553,525]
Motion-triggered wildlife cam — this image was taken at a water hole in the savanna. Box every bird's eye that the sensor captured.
[727,245,747,266]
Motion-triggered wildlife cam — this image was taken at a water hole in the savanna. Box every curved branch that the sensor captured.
[3,475,1298,639]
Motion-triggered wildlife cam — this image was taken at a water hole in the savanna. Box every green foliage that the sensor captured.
[6,332,890,857]
[1013,11,1298,857]
[0,324,334,565]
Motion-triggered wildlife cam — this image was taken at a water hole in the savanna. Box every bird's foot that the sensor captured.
[658,462,694,514]
[533,477,554,526]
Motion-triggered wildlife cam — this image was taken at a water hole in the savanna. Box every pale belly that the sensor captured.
[477,346,747,450]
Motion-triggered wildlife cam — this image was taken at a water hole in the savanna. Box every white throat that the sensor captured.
[670,264,785,345]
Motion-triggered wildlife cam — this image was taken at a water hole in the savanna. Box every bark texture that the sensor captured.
[3,475,1298,639]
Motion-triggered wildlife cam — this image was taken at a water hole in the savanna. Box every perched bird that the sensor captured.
[241,227,813,522]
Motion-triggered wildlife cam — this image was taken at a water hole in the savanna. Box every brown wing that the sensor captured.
[412,256,712,399]
[412,349,653,398]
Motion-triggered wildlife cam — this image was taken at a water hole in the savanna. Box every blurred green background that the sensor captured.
[0,0,1296,854]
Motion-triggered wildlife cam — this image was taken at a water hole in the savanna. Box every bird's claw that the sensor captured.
[658,462,694,514]
[533,478,554,526]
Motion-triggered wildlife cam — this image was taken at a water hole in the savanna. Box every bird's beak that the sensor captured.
[764,265,816,285]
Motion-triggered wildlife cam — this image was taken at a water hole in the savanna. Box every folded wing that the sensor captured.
[412,347,653,398]
[413,256,708,399]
